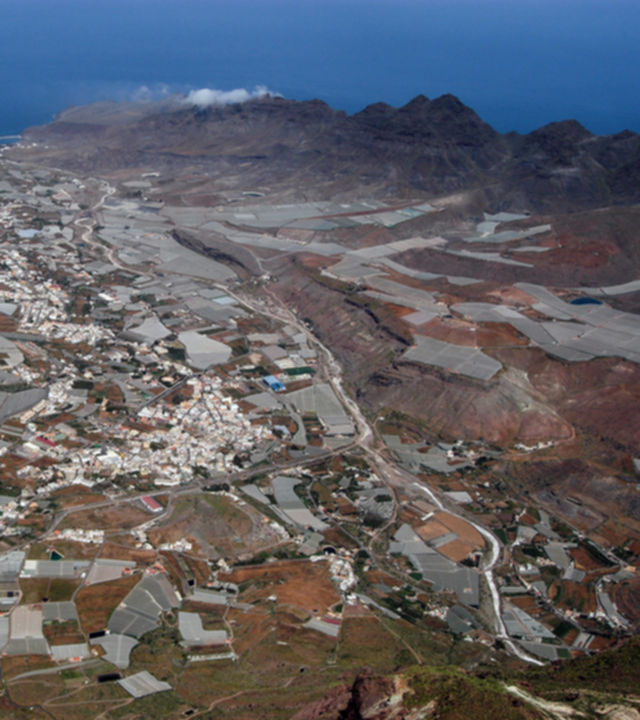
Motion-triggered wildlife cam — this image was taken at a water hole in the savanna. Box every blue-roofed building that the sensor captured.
[263,375,285,392]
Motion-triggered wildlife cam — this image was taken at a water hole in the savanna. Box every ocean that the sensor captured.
[1,0,639,137]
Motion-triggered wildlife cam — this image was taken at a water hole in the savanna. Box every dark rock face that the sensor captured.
[16,93,640,211]
[339,674,401,719]
[289,674,402,720]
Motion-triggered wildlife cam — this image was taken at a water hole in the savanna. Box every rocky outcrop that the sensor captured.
[291,674,407,720]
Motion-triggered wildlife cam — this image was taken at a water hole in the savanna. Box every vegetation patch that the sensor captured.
[406,666,543,719]
[19,578,81,604]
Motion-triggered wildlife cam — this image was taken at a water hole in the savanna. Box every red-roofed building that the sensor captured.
[141,495,163,513]
[36,436,57,448]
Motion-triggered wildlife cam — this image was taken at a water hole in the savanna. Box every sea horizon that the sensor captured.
[2,0,639,138]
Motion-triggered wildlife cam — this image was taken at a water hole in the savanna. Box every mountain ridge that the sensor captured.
[12,92,640,211]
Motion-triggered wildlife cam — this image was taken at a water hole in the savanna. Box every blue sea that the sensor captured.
[1,0,639,137]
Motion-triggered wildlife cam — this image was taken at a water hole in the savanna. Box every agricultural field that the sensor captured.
[221,558,341,614]
[75,575,140,633]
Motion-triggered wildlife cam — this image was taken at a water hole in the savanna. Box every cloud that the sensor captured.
[183,85,279,108]
[132,83,171,103]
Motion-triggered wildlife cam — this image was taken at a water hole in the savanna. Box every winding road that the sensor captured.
[231,285,544,665]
